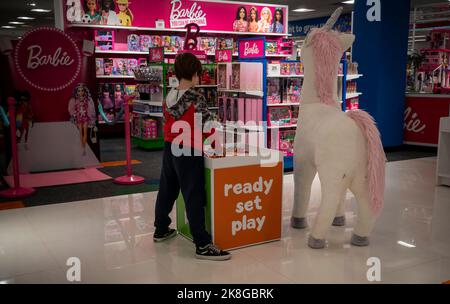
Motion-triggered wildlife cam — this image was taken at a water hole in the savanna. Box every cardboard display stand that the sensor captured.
[177,149,283,251]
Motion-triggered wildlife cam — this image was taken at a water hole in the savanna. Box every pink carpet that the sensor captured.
[4,168,112,188]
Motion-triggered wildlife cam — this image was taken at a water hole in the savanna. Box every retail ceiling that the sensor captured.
[0,0,446,34]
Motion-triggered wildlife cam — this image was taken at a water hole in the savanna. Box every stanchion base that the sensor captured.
[114,175,145,185]
[0,187,35,199]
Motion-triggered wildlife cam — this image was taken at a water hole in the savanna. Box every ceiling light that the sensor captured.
[9,21,25,25]
[18,16,35,20]
[397,241,416,248]
[31,8,52,13]
[342,0,355,4]
[1,26,16,29]
[293,8,316,13]
[27,2,36,6]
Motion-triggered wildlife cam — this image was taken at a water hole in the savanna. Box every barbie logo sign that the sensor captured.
[244,42,260,56]
[216,49,232,63]
[170,0,207,28]
[404,107,426,133]
[238,38,266,59]
[14,27,81,92]
[27,45,75,70]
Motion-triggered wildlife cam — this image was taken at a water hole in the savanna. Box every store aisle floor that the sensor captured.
[0,157,449,284]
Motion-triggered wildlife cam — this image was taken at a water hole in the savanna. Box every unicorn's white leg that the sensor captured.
[309,169,349,249]
[291,160,317,229]
[332,195,347,227]
[349,174,377,246]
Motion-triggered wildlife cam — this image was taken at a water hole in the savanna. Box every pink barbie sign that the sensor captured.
[64,0,288,34]
[216,49,232,62]
[14,27,82,92]
[149,47,164,63]
[238,37,265,59]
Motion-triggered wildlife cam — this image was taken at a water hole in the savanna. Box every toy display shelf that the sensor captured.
[68,23,291,37]
[267,74,304,78]
[131,62,166,150]
[217,89,264,97]
[96,75,135,79]
[132,111,163,118]
[133,100,163,106]
[346,92,363,99]
[267,124,297,129]
[96,49,293,58]
[267,102,300,107]
[267,74,362,79]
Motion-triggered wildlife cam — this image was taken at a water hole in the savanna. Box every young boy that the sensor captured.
[153,52,231,261]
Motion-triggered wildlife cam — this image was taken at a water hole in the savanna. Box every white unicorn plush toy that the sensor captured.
[291,7,386,249]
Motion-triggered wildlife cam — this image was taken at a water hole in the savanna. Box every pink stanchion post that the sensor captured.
[114,96,145,185]
[0,98,35,199]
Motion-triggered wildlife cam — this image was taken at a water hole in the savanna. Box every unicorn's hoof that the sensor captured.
[308,235,326,249]
[332,216,346,227]
[291,217,307,229]
[351,234,370,247]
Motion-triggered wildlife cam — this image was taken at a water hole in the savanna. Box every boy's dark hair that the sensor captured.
[174,52,202,81]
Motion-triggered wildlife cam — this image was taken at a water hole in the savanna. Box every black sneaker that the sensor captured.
[195,243,231,261]
[153,228,177,242]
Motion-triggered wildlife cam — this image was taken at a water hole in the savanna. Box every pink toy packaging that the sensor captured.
[256,99,263,122]
[231,64,241,90]
[151,35,163,47]
[128,34,140,52]
[96,58,104,76]
[140,35,152,52]
[95,30,115,51]
[279,130,296,156]
[245,98,252,123]
[218,97,226,123]
[237,98,245,123]
[251,99,258,122]
[267,78,281,104]
[217,64,229,89]
[268,106,292,126]
[103,59,113,75]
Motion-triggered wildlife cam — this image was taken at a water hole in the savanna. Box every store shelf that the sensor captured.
[217,89,264,97]
[267,75,304,78]
[208,107,219,110]
[69,23,291,37]
[98,120,124,125]
[133,111,163,117]
[343,74,363,80]
[96,75,135,79]
[132,100,163,106]
[267,124,297,129]
[267,102,300,106]
[346,92,363,99]
[95,50,148,55]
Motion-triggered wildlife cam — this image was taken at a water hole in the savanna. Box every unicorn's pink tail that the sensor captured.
[346,110,386,215]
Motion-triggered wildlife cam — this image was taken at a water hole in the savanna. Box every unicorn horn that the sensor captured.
[323,7,343,31]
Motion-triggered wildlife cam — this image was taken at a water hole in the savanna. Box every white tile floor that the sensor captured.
[0,157,449,284]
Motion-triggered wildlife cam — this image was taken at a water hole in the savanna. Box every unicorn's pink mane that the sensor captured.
[346,110,386,215]
[308,28,342,107]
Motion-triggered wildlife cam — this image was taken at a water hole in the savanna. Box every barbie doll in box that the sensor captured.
[68,84,96,155]
[14,90,33,150]
[114,84,125,121]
